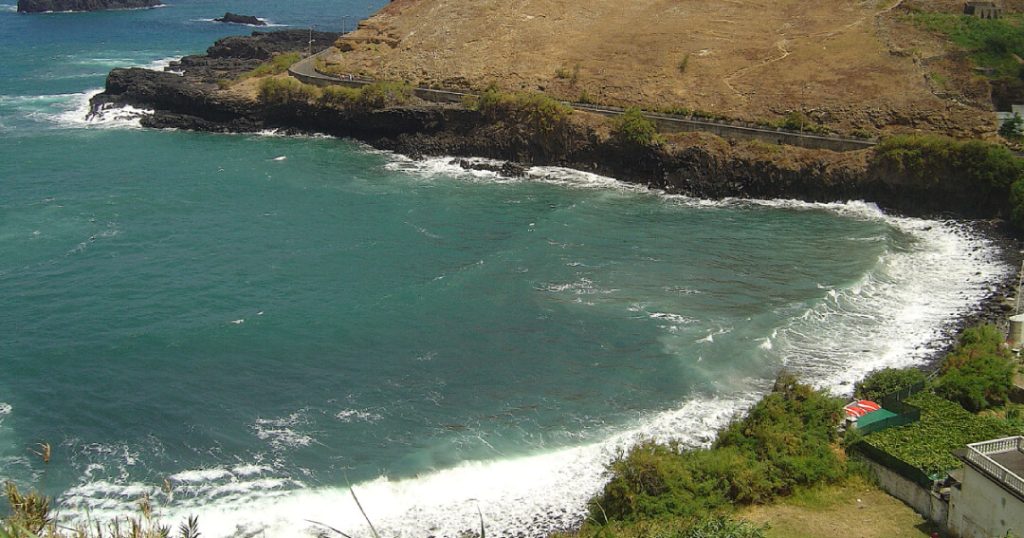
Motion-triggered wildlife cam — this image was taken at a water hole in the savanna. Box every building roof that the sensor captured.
[960,436,1024,502]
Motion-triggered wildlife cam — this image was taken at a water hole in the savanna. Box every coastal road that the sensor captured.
[289,51,877,153]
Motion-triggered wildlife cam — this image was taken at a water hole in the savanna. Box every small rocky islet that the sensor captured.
[213,12,266,26]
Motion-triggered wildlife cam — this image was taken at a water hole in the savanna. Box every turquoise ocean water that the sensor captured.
[0,2,1011,536]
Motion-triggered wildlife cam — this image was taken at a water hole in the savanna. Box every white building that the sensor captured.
[947,436,1024,538]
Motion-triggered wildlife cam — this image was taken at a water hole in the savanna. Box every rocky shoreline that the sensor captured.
[90,29,1024,368]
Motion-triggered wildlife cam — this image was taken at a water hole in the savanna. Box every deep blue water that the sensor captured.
[0,2,1008,536]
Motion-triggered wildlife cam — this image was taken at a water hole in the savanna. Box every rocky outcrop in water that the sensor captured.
[213,12,265,26]
[17,0,160,12]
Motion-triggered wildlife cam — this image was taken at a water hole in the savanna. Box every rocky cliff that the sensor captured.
[90,31,1015,222]
[17,0,160,12]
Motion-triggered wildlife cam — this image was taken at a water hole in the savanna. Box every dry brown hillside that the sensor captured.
[319,0,1014,136]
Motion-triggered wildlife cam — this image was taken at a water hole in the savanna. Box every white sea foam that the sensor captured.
[384,156,646,193]
[6,54,176,129]
[55,160,1010,537]
[1,4,16,12]
[7,89,151,129]
[335,409,383,423]
[0,403,11,427]
[170,468,233,484]
[252,413,316,450]
[59,395,753,538]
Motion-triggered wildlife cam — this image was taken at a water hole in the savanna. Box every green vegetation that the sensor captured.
[854,368,926,401]
[1,482,201,538]
[555,63,581,86]
[872,134,1024,225]
[473,88,573,135]
[4,483,50,535]
[577,90,596,105]
[1001,112,1023,140]
[566,515,766,538]
[773,111,830,135]
[740,473,941,538]
[612,107,662,147]
[905,12,1024,78]
[353,80,414,109]
[259,79,414,110]
[857,324,1021,475]
[257,77,321,105]
[873,134,1022,187]
[678,54,690,75]
[935,324,1016,411]
[243,52,301,79]
[863,391,1021,475]
[588,374,844,529]
[318,84,362,107]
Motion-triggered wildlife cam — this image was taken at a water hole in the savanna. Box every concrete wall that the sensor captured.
[948,465,1024,538]
[860,458,948,526]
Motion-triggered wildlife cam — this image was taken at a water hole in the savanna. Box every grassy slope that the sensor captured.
[739,475,940,538]
[320,0,994,136]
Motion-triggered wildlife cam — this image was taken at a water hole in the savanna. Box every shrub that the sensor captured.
[873,134,1022,188]
[4,482,51,534]
[355,80,414,109]
[873,134,1024,225]
[936,354,1016,412]
[612,107,661,147]
[318,85,361,107]
[941,323,1008,372]
[678,54,690,75]
[474,88,573,135]
[245,52,301,79]
[592,373,845,521]
[1001,112,1023,139]
[854,367,926,401]
[932,324,1016,412]
[257,77,321,105]
[864,391,1021,474]
[554,63,581,86]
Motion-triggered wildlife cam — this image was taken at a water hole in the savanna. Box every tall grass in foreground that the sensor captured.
[2,482,200,538]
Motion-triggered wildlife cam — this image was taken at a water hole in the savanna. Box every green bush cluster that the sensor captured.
[592,374,845,523]
[774,111,830,135]
[872,134,1024,225]
[906,13,1024,78]
[864,391,1021,474]
[935,324,1016,412]
[612,107,662,147]
[1002,113,1024,140]
[473,88,573,135]
[258,79,414,110]
[244,52,302,79]
[257,77,321,105]
[854,367,926,401]
[354,81,414,109]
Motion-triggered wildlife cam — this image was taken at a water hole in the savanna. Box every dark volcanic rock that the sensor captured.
[164,30,340,83]
[17,0,159,12]
[213,12,266,26]
[89,30,1022,225]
